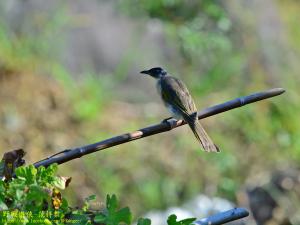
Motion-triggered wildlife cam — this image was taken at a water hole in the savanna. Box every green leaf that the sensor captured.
[167,214,196,225]
[0,199,8,210]
[178,218,197,225]
[15,189,24,201]
[7,178,27,203]
[100,194,132,225]
[60,197,69,212]
[45,164,58,177]
[53,176,72,190]
[15,165,37,184]
[107,194,118,212]
[137,218,151,225]
[82,195,96,211]
[0,180,6,200]
[52,177,65,189]
[85,194,96,202]
[36,164,64,188]
[114,207,131,224]
[25,185,49,211]
[167,214,177,225]
[82,194,97,211]
[94,213,106,223]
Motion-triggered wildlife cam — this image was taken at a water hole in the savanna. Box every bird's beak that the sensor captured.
[140,70,149,75]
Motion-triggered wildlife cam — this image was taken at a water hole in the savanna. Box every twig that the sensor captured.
[194,207,249,225]
[33,88,285,168]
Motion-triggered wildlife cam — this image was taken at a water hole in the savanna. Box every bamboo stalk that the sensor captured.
[33,88,285,168]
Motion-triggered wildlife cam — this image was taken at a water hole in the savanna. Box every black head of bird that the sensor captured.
[140,67,167,79]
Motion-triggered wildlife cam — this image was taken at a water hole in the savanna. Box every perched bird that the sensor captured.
[141,67,219,152]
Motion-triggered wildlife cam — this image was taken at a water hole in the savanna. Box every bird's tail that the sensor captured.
[185,113,220,152]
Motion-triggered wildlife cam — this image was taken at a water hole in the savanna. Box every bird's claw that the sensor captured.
[161,117,178,129]
[161,117,173,123]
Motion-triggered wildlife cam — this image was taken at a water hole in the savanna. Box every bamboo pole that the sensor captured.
[33,88,285,168]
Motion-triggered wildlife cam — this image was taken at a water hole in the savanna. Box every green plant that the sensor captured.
[0,163,197,225]
[0,164,69,224]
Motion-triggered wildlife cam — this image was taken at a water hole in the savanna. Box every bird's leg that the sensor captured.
[161,117,178,129]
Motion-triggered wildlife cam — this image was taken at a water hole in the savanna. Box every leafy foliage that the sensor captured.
[0,164,198,225]
[137,218,152,225]
[0,164,69,212]
[94,194,131,225]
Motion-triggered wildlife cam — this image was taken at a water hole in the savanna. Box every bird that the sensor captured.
[140,67,219,152]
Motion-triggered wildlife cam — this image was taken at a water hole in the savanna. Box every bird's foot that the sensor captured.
[161,117,173,123]
[161,117,178,129]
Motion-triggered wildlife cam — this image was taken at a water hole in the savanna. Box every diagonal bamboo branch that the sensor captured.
[33,88,285,168]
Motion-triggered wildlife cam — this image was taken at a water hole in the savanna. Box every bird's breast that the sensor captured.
[156,79,182,119]
[166,104,183,120]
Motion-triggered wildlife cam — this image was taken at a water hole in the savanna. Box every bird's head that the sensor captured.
[140,67,167,79]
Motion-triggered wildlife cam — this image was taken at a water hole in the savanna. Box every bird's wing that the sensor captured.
[161,76,220,152]
[160,76,197,116]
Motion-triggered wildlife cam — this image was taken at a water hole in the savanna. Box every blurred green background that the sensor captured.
[0,0,299,224]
